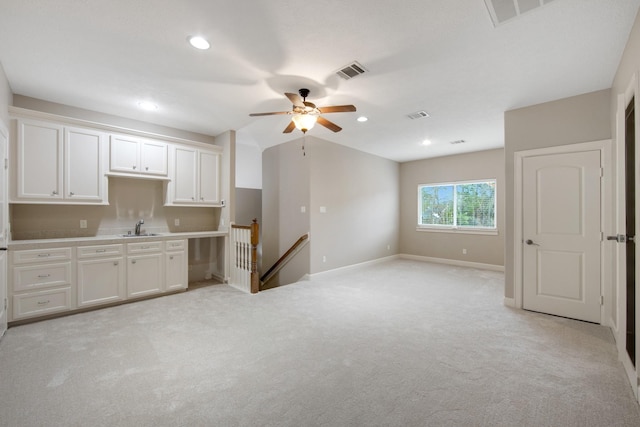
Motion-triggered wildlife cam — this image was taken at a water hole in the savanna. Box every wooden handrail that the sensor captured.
[260,233,309,285]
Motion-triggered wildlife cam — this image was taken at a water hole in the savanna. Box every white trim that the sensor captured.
[8,106,221,150]
[307,254,504,282]
[416,226,498,236]
[513,140,612,323]
[399,254,504,272]
[308,255,401,280]
[503,297,516,308]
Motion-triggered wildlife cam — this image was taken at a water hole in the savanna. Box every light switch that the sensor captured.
[80,220,87,229]
[301,206,306,213]
[320,206,327,213]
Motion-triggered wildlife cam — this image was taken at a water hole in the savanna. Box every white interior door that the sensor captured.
[522,150,602,323]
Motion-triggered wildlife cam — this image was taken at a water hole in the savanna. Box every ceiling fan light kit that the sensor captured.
[249,88,356,135]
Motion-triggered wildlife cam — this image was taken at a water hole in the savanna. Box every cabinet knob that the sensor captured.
[145,166,149,171]
[69,192,74,196]
[191,197,195,201]
[200,197,204,201]
[133,165,137,170]
[51,190,58,195]
[131,260,137,264]
[113,261,119,266]
[169,255,174,260]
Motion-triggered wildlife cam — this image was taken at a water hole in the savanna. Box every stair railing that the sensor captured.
[260,233,309,288]
[230,219,259,294]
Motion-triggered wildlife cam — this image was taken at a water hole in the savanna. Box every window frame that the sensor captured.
[416,179,498,235]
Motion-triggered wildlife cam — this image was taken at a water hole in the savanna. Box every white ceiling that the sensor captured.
[0,0,638,162]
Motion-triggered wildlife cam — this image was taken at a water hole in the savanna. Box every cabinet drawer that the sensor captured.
[78,244,124,258]
[127,241,162,253]
[13,261,72,292]
[165,239,186,251]
[13,287,72,320]
[13,247,72,264]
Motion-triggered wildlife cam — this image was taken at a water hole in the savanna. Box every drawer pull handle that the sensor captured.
[37,300,50,306]
[37,253,50,258]
[169,256,174,260]
[37,274,51,278]
[113,261,119,266]
[96,249,106,253]
[69,192,74,196]
[132,165,137,170]
[51,190,58,196]
[132,260,137,264]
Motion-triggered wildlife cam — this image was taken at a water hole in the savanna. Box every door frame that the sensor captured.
[513,139,612,325]
[615,71,639,400]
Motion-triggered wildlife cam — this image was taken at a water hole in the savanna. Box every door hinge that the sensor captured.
[3,298,6,310]
[3,158,6,170]
[601,295,604,306]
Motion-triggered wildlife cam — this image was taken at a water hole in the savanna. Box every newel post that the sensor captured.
[250,218,259,294]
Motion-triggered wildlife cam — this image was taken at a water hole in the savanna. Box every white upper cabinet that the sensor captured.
[65,126,106,201]
[167,145,221,206]
[16,119,63,200]
[109,134,168,177]
[14,119,107,204]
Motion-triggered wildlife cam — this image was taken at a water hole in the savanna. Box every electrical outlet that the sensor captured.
[322,256,327,263]
[462,248,467,255]
[387,244,391,251]
[174,218,180,226]
[301,206,306,213]
[80,220,87,229]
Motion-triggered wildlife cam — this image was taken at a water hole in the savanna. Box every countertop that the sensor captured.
[8,230,228,250]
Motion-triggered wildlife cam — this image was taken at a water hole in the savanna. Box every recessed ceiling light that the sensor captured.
[357,116,368,122]
[137,101,158,111]
[188,36,210,50]
[422,139,432,146]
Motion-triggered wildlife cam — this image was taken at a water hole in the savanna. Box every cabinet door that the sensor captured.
[165,250,187,291]
[65,126,105,202]
[199,151,220,204]
[173,146,198,203]
[110,135,139,173]
[77,257,125,307]
[17,119,63,199]
[127,253,163,298]
[140,140,167,176]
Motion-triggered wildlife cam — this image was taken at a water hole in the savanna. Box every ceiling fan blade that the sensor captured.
[249,111,290,117]
[317,116,342,132]
[285,92,305,108]
[318,105,357,114]
[283,121,296,133]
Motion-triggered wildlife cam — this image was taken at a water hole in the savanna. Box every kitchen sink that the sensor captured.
[119,233,161,238]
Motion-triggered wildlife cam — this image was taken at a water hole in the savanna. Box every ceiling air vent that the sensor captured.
[449,139,466,145]
[484,0,555,27]
[407,111,430,120]
[336,61,367,80]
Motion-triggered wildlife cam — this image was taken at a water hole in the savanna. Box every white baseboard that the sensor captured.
[308,255,401,280]
[398,254,505,272]
[503,297,516,308]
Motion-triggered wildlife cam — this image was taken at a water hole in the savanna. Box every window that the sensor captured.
[418,180,496,232]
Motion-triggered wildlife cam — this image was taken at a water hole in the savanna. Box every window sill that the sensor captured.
[416,227,498,236]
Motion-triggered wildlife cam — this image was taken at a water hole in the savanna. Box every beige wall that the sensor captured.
[10,178,219,240]
[503,89,612,299]
[400,148,505,267]
[0,63,12,126]
[13,95,215,144]
[262,136,399,284]
[262,138,310,286]
[308,137,399,273]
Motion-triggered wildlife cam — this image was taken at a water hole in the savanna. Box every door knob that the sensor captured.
[525,239,539,246]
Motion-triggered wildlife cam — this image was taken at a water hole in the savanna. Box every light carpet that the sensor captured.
[0,259,639,426]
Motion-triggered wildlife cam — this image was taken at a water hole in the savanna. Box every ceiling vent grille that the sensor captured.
[407,111,430,120]
[449,139,466,145]
[484,0,555,27]
[336,61,367,80]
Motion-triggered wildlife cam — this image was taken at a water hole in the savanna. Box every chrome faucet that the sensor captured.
[134,219,144,236]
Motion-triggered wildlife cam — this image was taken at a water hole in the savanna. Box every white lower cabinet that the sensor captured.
[77,244,125,308]
[9,237,191,322]
[11,247,74,321]
[165,239,187,291]
[127,241,164,298]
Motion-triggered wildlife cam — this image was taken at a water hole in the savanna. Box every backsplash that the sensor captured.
[10,177,220,240]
